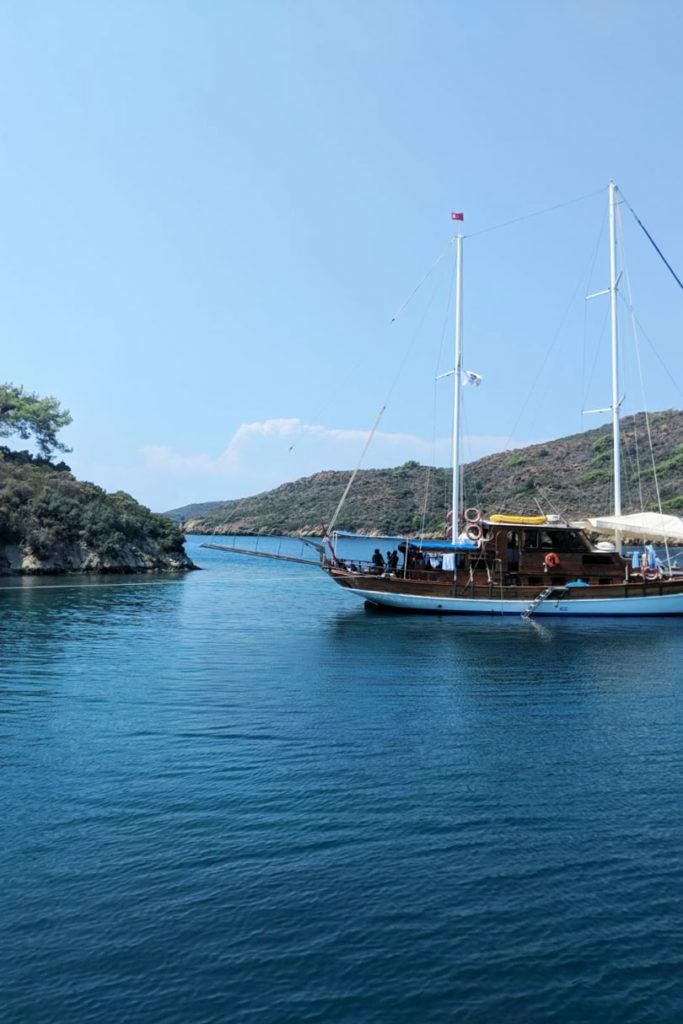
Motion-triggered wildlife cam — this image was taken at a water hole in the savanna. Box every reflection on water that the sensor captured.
[2,535,683,1023]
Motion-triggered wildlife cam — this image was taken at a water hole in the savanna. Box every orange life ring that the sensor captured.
[643,567,658,581]
[544,552,560,569]
[466,524,482,541]
[464,507,481,524]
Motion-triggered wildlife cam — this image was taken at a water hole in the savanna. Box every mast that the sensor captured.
[609,181,622,520]
[451,233,463,535]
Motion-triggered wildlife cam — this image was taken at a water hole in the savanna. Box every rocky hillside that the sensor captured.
[177,410,683,537]
[0,448,196,574]
[164,499,226,524]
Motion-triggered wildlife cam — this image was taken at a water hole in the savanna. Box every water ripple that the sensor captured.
[2,538,683,1022]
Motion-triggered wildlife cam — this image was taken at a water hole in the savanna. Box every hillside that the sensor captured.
[0,447,196,574]
[178,410,683,537]
[164,499,226,525]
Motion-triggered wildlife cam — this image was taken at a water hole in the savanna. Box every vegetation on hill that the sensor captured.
[0,381,194,574]
[179,410,683,537]
[164,499,226,525]
[0,382,72,457]
[0,447,192,573]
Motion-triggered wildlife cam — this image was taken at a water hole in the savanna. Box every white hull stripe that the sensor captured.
[346,587,683,617]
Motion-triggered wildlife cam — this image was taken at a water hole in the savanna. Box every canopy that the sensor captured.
[332,531,478,551]
[334,530,406,540]
[401,539,479,551]
[586,512,683,543]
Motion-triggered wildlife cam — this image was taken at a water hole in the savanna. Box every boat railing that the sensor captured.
[326,557,400,575]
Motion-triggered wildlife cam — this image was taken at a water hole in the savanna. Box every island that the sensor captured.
[0,383,195,574]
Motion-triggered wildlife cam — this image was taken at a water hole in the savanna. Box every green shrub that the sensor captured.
[655,445,683,477]
[578,468,611,485]
[0,462,186,558]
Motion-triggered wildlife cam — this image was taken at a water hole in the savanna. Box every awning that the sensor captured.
[585,512,683,543]
[333,530,406,540]
[332,531,478,551]
[400,539,479,551]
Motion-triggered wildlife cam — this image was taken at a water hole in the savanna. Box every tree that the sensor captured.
[0,383,72,458]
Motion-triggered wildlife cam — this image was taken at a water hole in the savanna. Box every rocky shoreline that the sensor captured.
[0,539,197,575]
[0,449,198,576]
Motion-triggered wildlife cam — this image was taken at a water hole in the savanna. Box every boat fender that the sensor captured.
[466,524,482,541]
[643,567,659,581]
[544,552,560,569]
[464,507,481,524]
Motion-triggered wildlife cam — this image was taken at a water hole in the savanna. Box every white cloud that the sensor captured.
[140,418,521,500]
[142,418,445,476]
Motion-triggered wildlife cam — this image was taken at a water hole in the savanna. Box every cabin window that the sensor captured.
[538,529,589,552]
[583,554,613,565]
[527,576,543,586]
[523,531,539,550]
[561,531,591,552]
[506,531,520,571]
[598,577,612,585]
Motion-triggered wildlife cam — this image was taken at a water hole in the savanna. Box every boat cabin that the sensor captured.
[398,518,629,588]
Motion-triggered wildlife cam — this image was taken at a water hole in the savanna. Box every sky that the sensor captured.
[1,0,682,512]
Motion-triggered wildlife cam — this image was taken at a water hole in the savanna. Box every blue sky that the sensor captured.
[1,1,682,511]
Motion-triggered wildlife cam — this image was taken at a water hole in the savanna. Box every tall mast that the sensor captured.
[609,181,622,519]
[451,233,464,533]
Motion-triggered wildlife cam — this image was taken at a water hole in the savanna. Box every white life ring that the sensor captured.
[466,524,482,541]
[464,507,481,524]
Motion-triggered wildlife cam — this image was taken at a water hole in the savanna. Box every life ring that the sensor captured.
[464,507,481,524]
[544,552,560,569]
[466,524,482,541]
[643,567,659,581]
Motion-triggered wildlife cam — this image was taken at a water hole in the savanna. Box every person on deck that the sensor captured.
[371,549,385,573]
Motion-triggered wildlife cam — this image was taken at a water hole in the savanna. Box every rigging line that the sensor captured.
[420,375,443,541]
[436,246,458,376]
[382,256,452,407]
[620,250,669,555]
[614,211,648,512]
[290,262,449,461]
[425,248,458,535]
[391,236,457,322]
[505,253,596,448]
[629,310,683,401]
[621,191,683,293]
[419,249,459,538]
[327,404,386,534]
[465,187,606,240]
[581,203,609,421]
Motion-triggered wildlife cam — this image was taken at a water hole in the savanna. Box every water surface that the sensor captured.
[2,536,683,1022]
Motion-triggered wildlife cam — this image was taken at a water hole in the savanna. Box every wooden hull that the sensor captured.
[325,569,683,616]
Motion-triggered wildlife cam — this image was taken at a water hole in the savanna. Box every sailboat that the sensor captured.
[323,183,683,616]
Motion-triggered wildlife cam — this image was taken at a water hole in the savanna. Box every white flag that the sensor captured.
[463,369,483,387]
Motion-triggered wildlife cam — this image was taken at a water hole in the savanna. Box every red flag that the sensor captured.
[451,212,464,221]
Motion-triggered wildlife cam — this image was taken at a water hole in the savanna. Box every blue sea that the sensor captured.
[3,535,683,1023]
